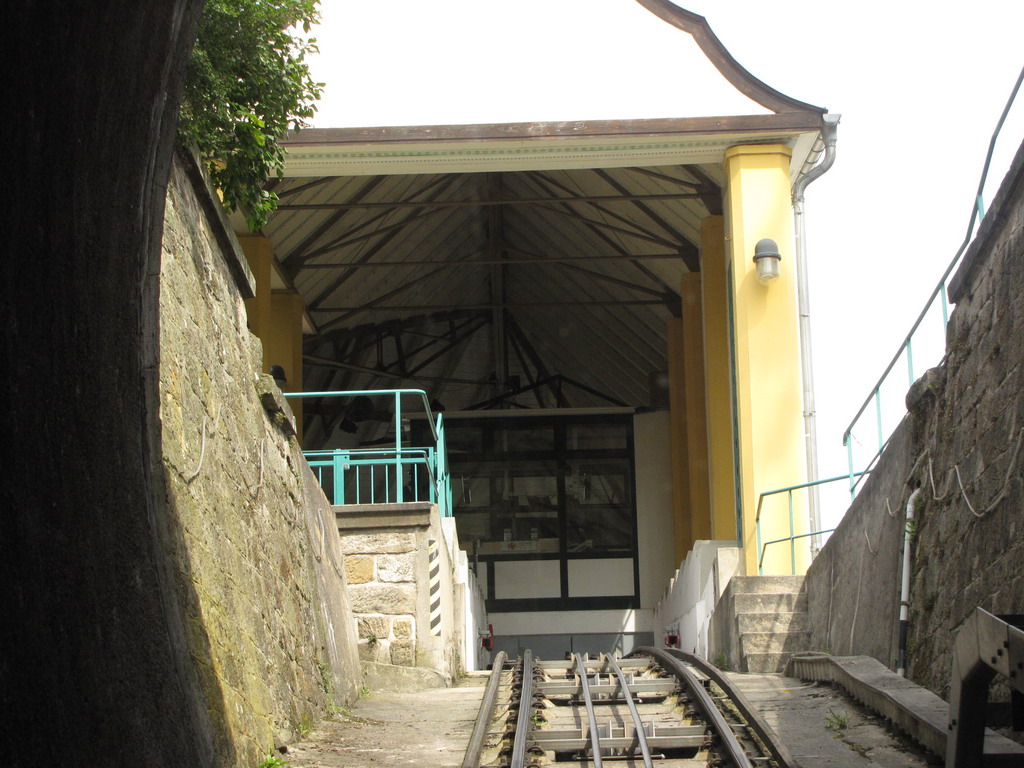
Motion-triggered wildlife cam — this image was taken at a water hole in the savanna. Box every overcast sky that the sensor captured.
[304,0,1024,527]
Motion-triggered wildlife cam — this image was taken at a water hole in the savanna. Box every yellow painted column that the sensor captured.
[239,234,274,358]
[239,235,305,440]
[681,274,711,543]
[270,291,305,440]
[724,145,809,576]
[666,317,690,564]
[699,215,738,541]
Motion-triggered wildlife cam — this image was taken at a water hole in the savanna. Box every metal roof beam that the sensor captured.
[592,167,701,272]
[293,174,457,265]
[519,172,680,303]
[306,176,464,311]
[279,174,387,277]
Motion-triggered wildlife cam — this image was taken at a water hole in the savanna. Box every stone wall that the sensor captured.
[158,149,360,764]
[802,140,1024,699]
[905,139,1024,695]
[338,503,463,684]
[804,419,913,665]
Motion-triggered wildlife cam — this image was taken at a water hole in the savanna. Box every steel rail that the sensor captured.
[510,649,535,768]
[632,648,754,768]
[572,654,604,768]
[660,648,801,768]
[605,655,654,768]
[460,651,508,768]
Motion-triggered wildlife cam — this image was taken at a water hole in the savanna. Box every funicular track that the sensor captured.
[463,647,796,768]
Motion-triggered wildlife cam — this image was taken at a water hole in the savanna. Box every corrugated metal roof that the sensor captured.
[263,161,728,444]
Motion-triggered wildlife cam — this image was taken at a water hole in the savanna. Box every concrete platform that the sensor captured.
[784,654,1024,765]
[284,674,488,767]
[727,670,938,766]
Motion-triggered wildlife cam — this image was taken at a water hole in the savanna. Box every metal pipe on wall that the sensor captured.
[791,113,841,549]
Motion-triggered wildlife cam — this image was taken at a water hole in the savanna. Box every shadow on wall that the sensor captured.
[155,152,360,764]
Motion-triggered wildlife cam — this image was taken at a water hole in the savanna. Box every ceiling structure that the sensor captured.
[262,1,829,447]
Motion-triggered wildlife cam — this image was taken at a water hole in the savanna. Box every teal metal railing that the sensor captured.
[841,64,1024,497]
[755,471,869,575]
[284,389,453,517]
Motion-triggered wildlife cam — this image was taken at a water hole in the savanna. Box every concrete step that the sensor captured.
[740,630,811,656]
[737,610,809,635]
[734,590,807,614]
[729,575,806,594]
[743,651,795,674]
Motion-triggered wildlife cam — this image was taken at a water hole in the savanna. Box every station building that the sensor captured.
[241,1,838,659]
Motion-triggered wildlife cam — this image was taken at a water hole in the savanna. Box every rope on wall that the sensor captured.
[925,424,1023,518]
[185,404,220,483]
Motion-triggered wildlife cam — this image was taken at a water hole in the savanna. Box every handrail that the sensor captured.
[755,471,869,575]
[759,529,835,574]
[841,63,1024,495]
[284,388,452,515]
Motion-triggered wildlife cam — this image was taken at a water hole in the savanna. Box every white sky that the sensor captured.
[305,0,1024,528]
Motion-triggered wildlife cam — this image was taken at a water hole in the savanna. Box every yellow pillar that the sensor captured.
[681,274,711,543]
[666,317,690,563]
[270,291,305,440]
[239,234,274,353]
[700,215,737,541]
[724,145,809,576]
[239,234,305,440]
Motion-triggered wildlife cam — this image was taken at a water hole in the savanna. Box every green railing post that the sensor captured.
[846,435,855,498]
[333,451,346,505]
[393,391,403,503]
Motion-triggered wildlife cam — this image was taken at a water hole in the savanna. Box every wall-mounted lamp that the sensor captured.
[753,238,782,283]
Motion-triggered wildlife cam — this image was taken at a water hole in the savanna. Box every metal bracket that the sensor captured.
[947,608,1024,767]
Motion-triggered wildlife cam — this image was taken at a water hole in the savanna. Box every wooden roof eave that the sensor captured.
[633,0,826,115]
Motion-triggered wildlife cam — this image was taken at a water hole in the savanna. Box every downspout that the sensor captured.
[791,113,841,551]
[897,487,923,676]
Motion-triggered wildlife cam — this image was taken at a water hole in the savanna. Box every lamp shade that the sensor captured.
[753,238,782,283]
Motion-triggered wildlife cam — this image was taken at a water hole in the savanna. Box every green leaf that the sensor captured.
[178,0,322,232]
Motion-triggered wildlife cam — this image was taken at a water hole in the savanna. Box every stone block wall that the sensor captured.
[904,140,1024,696]
[338,503,463,683]
[344,532,421,667]
[158,149,359,765]
[804,419,913,665]
[801,140,1024,700]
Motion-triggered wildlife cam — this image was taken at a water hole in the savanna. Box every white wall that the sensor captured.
[488,608,652,637]
[455,549,489,672]
[654,541,740,657]
[634,411,677,608]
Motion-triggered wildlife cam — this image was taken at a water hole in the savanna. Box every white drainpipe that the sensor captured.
[791,113,841,549]
[897,487,923,676]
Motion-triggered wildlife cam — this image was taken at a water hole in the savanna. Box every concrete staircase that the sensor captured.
[730,575,810,673]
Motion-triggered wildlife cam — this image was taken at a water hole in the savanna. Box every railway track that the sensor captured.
[462,647,795,768]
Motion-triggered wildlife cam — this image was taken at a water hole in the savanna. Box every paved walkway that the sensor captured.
[727,672,939,766]
[284,674,488,767]
[282,668,940,767]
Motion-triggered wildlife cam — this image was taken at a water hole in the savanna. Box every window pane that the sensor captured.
[501,424,554,452]
[567,423,628,451]
[566,459,634,554]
